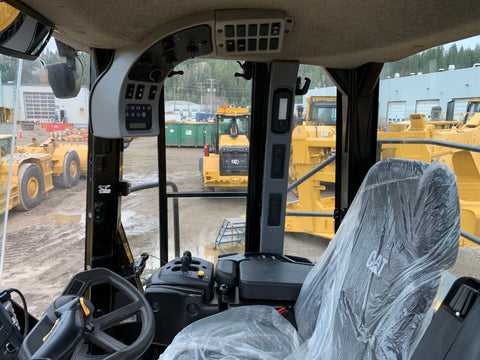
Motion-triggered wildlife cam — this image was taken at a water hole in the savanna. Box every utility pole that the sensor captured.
[206,78,216,113]
[200,83,203,112]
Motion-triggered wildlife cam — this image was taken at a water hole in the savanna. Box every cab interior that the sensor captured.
[0,0,479,359]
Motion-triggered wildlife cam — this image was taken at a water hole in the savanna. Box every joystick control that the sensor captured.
[181,250,192,273]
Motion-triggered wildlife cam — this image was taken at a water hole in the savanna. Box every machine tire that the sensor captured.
[200,174,213,192]
[17,163,45,211]
[54,151,81,188]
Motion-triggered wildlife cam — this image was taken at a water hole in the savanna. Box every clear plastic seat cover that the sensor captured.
[161,159,460,360]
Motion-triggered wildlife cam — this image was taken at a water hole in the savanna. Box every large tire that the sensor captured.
[17,163,45,211]
[54,151,81,188]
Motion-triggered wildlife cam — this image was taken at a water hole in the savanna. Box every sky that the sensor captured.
[444,35,480,50]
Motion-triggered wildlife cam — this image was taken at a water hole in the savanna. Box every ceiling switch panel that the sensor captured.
[215,9,293,55]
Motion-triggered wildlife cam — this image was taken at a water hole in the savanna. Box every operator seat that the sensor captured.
[161,159,460,360]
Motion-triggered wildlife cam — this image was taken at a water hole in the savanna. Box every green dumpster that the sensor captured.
[195,123,214,147]
[180,123,196,147]
[165,122,180,146]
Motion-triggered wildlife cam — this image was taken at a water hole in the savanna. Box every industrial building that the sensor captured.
[302,65,480,127]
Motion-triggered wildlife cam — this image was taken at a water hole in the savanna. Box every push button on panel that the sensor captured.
[125,84,135,99]
[226,40,235,52]
[236,25,246,37]
[248,39,257,51]
[248,24,258,36]
[259,38,268,51]
[270,38,279,50]
[271,22,281,36]
[237,39,246,51]
[225,25,234,37]
[148,85,157,100]
[135,85,145,100]
[259,23,269,36]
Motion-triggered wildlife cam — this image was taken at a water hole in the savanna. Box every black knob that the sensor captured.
[181,251,192,273]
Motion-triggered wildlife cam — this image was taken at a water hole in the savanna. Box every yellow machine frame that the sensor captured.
[286,99,480,246]
[202,107,250,189]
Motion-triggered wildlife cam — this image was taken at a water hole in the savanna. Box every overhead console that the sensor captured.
[91,9,293,138]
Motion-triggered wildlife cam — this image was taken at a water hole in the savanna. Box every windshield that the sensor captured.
[309,103,336,125]
[217,115,249,135]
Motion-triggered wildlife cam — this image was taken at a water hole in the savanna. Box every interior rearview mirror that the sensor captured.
[0,2,53,60]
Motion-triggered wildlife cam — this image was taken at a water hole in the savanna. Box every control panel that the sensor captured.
[124,103,153,131]
[91,9,294,138]
[144,250,312,346]
[215,9,293,55]
[128,25,212,83]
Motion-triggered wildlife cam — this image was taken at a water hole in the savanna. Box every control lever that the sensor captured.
[219,284,229,311]
[133,253,149,277]
[181,250,192,273]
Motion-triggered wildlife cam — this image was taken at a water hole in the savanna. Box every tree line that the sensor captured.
[381,44,480,79]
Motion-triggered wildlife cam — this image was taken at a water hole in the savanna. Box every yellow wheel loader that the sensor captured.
[199,107,250,190]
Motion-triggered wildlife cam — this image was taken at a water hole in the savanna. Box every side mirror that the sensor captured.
[0,3,53,60]
[46,62,81,98]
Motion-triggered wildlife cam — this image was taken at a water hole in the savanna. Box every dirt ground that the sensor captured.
[0,134,479,318]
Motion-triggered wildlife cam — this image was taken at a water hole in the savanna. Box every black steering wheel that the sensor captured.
[19,268,155,360]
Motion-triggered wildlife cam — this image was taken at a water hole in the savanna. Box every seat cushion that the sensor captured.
[160,305,299,360]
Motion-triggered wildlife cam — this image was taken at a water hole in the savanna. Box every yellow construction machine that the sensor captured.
[286,98,480,246]
[0,135,89,214]
[0,135,53,212]
[16,137,88,188]
[290,96,336,185]
[200,106,250,190]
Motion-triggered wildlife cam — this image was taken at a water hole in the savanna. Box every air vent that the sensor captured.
[215,9,293,55]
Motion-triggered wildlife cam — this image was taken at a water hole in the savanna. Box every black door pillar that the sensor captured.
[325,63,383,230]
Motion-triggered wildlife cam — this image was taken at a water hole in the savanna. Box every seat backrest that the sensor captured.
[292,159,460,359]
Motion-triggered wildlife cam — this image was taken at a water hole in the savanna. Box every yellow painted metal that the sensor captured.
[0,135,54,213]
[0,3,20,32]
[216,107,249,116]
[16,138,88,177]
[0,107,13,123]
[202,108,250,189]
[305,96,336,124]
[286,98,480,246]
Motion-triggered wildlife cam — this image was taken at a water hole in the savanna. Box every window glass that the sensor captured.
[378,36,480,280]
[284,65,336,259]
[123,59,250,275]
[285,38,480,281]
[0,39,89,317]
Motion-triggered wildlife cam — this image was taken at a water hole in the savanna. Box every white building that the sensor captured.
[302,66,480,127]
[165,100,202,116]
[0,84,89,126]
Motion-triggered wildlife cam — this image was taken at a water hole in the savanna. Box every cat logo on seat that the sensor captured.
[366,250,388,276]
